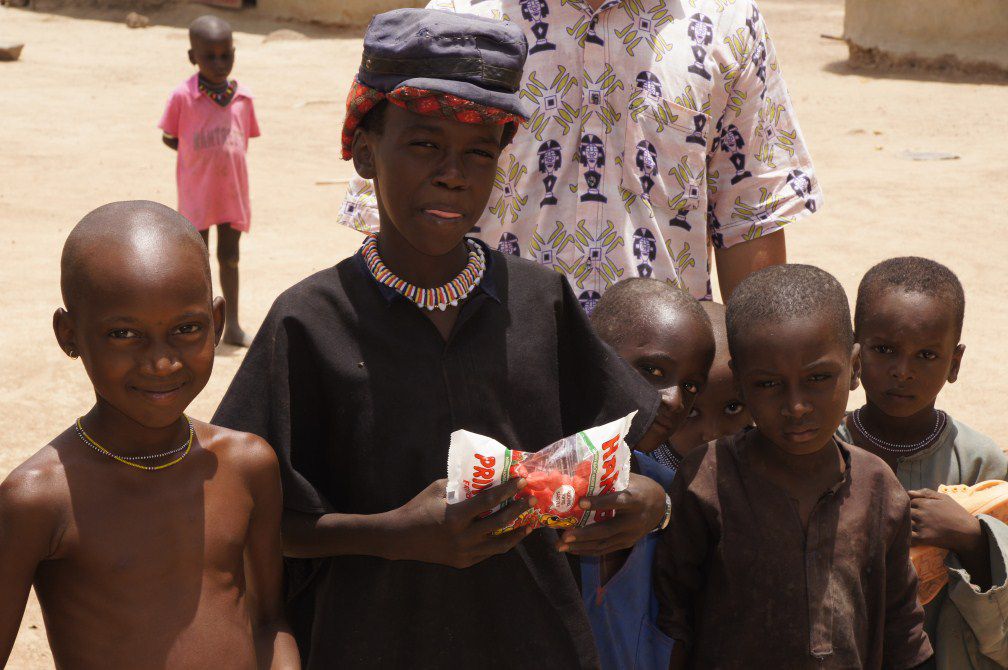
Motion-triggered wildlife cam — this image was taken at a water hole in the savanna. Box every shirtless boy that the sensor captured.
[0,201,298,669]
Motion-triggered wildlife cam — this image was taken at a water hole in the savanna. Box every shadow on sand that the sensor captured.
[10,1,365,38]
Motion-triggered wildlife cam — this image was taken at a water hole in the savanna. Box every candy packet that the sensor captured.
[446,412,635,533]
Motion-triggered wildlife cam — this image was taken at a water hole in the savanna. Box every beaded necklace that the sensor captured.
[361,234,486,311]
[75,417,194,471]
[198,77,237,107]
[851,408,947,455]
[652,442,684,471]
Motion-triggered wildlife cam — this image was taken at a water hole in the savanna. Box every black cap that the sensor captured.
[358,8,534,119]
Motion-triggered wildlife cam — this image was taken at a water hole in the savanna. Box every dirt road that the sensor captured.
[1,1,1005,666]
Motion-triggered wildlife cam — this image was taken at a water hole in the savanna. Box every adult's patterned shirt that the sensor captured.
[336,0,823,308]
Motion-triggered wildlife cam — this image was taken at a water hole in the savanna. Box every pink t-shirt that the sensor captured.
[159,74,260,232]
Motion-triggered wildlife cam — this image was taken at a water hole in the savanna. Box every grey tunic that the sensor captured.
[838,415,1008,669]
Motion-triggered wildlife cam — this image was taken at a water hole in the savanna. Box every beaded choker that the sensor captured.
[75,416,194,471]
[652,442,684,471]
[852,408,947,455]
[198,77,237,107]
[362,234,486,311]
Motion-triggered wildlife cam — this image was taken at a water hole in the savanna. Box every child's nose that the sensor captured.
[782,389,812,418]
[891,356,914,381]
[147,343,182,375]
[661,385,684,412]
[432,155,468,190]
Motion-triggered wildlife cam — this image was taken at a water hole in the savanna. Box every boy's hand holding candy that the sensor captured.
[388,477,535,569]
[909,488,992,591]
[557,472,667,556]
[909,489,984,552]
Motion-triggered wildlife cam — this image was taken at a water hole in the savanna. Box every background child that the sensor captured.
[838,256,1008,669]
[656,263,932,669]
[584,277,715,670]
[664,300,753,464]
[160,14,260,347]
[211,10,673,667]
[0,201,297,669]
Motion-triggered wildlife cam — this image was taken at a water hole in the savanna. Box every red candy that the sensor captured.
[446,412,635,533]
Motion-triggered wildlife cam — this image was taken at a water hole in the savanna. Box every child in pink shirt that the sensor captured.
[160,14,259,347]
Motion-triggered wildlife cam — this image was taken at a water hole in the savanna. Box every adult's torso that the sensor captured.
[420,0,779,306]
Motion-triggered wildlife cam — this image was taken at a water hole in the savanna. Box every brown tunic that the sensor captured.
[654,429,933,669]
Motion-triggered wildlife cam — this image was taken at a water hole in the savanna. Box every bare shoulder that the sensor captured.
[0,435,74,549]
[2,439,71,509]
[191,419,279,480]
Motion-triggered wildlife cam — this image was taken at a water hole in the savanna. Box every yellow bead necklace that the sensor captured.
[74,416,194,471]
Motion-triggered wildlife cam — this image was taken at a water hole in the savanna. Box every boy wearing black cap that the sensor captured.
[214,9,675,668]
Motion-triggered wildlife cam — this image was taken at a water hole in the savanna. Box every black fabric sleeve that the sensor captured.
[554,274,660,446]
[212,297,333,514]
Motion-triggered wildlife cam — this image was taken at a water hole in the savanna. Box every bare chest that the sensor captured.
[44,462,253,584]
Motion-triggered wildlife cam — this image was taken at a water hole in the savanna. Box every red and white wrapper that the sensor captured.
[446,412,635,533]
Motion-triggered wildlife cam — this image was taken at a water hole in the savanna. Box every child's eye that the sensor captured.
[640,364,664,378]
[470,148,496,159]
[411,141,437,150]
[755,380,778,389]
[682,382,699,395]
[109,328,140,339]
[724,401,744,416]
[175,324,202,335]
[872,344,894,355]
[918,351,938,360]
[809,373,832,382]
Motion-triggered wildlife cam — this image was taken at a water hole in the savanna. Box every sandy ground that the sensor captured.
[0,1,1006,666]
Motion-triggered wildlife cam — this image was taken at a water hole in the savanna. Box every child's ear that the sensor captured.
[188,49,197,66]
[849,343,862,391]
[212,296,226,346]
[948,343,965,383]
[351,129,377,180]
[53,308,78,360]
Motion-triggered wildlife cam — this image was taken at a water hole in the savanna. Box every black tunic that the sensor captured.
[213,242,659,669]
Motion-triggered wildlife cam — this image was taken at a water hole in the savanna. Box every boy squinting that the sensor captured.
[656,264,932,669]
[213,10,674,667]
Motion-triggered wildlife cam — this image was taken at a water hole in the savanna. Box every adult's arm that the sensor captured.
[707,2,820,300]
[714,229,785,301]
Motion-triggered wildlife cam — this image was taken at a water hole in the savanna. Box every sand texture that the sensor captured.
[1,1,1006,666]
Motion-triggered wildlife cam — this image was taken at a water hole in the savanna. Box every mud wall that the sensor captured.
[845,0,1008,72]
[256,0,424,26]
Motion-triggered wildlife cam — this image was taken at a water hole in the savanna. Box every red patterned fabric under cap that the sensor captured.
[341,79,523,160]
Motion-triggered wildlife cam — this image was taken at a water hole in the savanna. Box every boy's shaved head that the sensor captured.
[61,201,210,311]
[591,278,711,347]
[189,14,232,44]
[726,264,853,359]
[855,256,965,338]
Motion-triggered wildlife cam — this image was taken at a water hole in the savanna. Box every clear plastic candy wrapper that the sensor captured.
[446,412,635,533]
